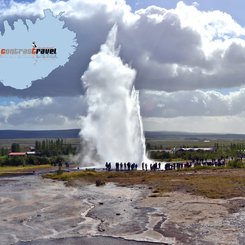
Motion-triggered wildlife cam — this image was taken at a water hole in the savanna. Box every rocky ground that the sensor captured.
[0,175,245,245]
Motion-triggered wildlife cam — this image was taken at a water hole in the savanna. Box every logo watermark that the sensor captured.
[0,42,57,58]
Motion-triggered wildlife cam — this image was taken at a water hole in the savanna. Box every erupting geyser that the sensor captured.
[79,26,146,166]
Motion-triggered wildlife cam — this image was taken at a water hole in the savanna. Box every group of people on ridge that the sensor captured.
[105,162,138,171]
[105,161,162,171]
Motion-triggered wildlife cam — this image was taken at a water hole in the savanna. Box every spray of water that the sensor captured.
[79,25,146,166]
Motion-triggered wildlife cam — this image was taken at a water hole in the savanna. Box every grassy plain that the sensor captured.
[44,168,245,199]
[0,164,53,176]
[0,138,80,149]
[146,139,245,149]
[1,137,245,149]
[2,135,245,199]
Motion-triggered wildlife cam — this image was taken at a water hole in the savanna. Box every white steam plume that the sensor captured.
[79,25,146,166]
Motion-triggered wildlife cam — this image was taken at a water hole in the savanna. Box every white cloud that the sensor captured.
[1,0,245,93]
[0,0,136,25]
[140,88,245,133]
[0,96,86,129]
[1,1,245,132]
[118,3,245,91]
[140,88,245,118]
[192,2,199,8]
[143,115,245,134]
[0,97,53,123]
[172,1,245,56]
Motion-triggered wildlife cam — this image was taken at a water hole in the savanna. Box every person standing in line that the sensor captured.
[127,162,131,171]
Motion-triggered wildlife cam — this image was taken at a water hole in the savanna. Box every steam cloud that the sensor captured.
[79,26,146,166]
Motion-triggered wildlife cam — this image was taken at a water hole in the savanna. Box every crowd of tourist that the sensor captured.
[105,159,227,171]
[105,161,162,171]
[105,162,138,171]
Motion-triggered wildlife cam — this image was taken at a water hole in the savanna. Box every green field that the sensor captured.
[146,139,245,149]
[0,164,54,177]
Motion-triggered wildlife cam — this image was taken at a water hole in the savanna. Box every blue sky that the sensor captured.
[0,97,24,105]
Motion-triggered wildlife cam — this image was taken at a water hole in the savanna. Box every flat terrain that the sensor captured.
[1,164,245,245]
[0,165,56,177]
[0,176,165,245]
[45,168,245,199]
[1,170,245,245]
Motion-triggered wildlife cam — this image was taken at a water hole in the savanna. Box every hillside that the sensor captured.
[0,129,80,139]
[1,129,245,141]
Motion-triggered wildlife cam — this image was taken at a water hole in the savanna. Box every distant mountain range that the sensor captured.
[0,129,80,139]
[0,129,245,140]
[144,131,245,141]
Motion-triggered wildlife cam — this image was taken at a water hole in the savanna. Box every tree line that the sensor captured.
[149,142,245,161]
[0,138,77,166]
[35,139,76,156]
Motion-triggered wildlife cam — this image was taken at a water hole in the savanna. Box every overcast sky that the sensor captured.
[1,0,245,133]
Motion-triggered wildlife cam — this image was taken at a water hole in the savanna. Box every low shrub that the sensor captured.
[227,159,244,168]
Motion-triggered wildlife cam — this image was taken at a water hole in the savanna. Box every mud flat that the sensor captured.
[0,175,245,245]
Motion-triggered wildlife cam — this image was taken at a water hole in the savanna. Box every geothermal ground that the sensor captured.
[0,172,245,245]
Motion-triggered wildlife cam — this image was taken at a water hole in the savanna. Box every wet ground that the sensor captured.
[0,175,245,245]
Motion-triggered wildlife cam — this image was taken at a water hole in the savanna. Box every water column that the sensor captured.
[79,26,146,166]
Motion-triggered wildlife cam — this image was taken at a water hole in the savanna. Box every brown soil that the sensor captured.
[46,168,245,199]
